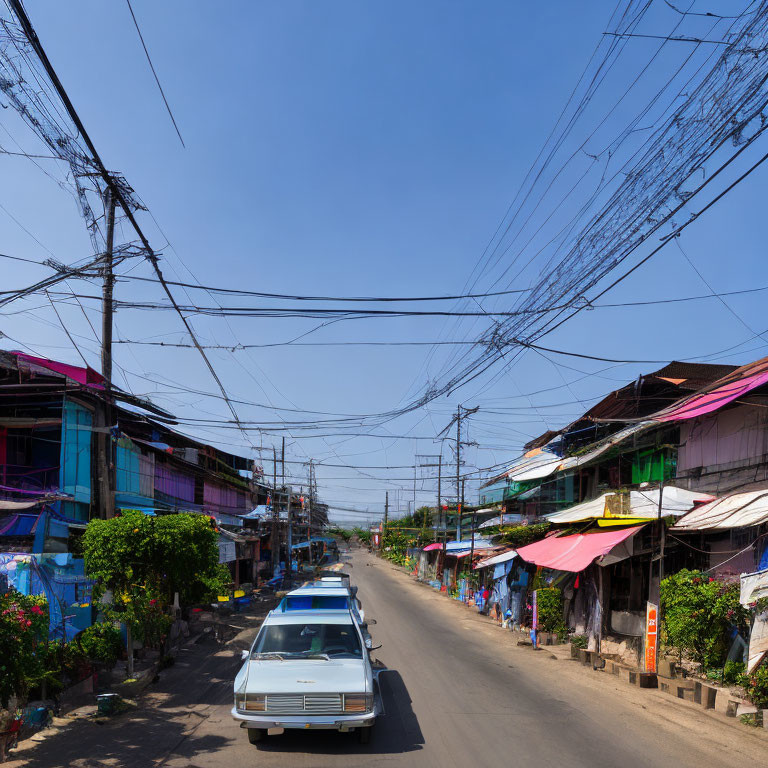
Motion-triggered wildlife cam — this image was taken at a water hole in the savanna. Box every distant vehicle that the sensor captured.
[276,585,374,645]
[232,610,378,744]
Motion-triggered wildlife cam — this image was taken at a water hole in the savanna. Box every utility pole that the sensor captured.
[271,446,278,573]
[384,492,389,535]
[97,189,116,519]
[281,436,286,487]
[307,460,313,543]
[436,453,442,535]
[286,490,293,582]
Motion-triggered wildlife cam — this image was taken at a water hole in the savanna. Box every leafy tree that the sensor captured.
[83,511,228,648]
[83,511,224,608]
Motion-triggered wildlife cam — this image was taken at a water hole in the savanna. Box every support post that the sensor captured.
[271,446,278,573]
[96,189,116,519]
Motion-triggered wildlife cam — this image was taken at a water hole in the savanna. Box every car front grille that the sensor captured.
[265,693,343,714]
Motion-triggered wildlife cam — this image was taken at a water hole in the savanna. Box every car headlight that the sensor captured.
[343,693,373,713]
[235,693,266,712]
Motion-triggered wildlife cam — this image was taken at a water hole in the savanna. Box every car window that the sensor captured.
[253,622,362,658]
[279,595,349,611]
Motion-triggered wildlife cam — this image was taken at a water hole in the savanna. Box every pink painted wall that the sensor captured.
[204,481,246,513]
[155,463,195,502]
[678,405,768,472]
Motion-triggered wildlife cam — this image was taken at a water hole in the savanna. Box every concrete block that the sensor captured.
[693,681,717,709]
[657,659,676,678]
[737,702,758,717]
[714,688,740,717]
[570,643,580,660]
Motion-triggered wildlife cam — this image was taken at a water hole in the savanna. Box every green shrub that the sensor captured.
[77,623,123,666]
[660,569,748,670]
[570,634,588,649]
[500,522,551,548]
[536,587,567,637]
[746,663,768,708]
[722,660,749,687]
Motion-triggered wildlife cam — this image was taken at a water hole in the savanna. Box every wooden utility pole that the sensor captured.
[307,460,313,543]
[271,446,278,572]
[286,490,293,580]
[456,405,462,541]
[97,189,116,519]
[384,491,389,534]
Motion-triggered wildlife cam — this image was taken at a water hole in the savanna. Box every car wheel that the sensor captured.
[358,726,372,744]
[247,728,266,744]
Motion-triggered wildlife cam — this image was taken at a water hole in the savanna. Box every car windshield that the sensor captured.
[279,595,350,611]
[252,622,362,658]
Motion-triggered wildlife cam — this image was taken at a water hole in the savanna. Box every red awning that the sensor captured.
[422,543,443,551]
[515,526,643,572]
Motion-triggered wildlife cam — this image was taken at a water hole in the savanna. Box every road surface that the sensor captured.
[10,545,768,767]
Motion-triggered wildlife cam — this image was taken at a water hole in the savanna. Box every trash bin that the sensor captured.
[96,693,121,715]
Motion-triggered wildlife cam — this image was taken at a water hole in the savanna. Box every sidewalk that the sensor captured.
[3,607,270,767]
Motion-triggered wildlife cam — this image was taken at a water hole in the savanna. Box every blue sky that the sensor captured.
[2,1,767,524]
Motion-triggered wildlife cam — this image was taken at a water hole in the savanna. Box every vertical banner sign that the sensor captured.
[645,601,658,673]
[531,589,539,649]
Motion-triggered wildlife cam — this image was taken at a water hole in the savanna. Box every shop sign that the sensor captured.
[645,601,658,673]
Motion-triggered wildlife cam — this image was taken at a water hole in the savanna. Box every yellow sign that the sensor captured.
[217,595,229,602]
[234,590,245,598]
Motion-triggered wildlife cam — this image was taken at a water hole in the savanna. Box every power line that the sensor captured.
[124,0,185,147]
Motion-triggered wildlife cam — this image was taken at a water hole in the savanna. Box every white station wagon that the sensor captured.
[232,609,378,744]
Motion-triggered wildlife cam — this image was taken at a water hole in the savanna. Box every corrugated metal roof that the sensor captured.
[671,489,768,530]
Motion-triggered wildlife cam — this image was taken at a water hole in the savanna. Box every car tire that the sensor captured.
[247,728,266,744]
[358,726,372,744]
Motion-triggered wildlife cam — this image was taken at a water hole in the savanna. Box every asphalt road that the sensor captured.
[10,546,768,768]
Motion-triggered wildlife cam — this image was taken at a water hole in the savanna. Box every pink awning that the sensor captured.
[14,352,105,389]
[422,543,443,551]
[653,359,768,422]
[515,526,643,572]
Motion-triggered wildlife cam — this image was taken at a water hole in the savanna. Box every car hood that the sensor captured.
[241,658,368,694]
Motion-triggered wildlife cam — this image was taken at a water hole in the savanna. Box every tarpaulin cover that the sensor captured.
[0,513,39,536]
[0,500,39,510]
[474,548,517,569]
[740,568,768,606]
[15,352,104,388]
[653,358,768,422]
[422,543,443,551]
[748,610,768,673]
[671,490,768,531]
[479,514,523,529]
[546,486,713,523]
[515,526,643,572]
[444,537,494,551]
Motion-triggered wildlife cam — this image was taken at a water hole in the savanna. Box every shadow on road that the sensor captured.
[5,705,236,768]
[251,670,424,756]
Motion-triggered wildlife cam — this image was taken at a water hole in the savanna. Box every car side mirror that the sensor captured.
[241,649,249,661]
[364,637,373,649]
[362,622,368,630]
